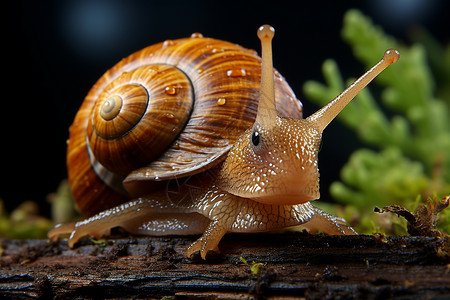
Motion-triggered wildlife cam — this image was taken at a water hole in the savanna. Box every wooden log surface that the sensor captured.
[0,232,449,299]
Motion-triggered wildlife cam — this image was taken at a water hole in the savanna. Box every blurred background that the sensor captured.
[3,0,449,217]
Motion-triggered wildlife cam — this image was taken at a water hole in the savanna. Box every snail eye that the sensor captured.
[250,127,264,155]
[250,122,265,155]
[251,130,260,147]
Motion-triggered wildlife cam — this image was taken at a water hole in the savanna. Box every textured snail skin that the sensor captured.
[49,25,399,259]
[49,169,355,259]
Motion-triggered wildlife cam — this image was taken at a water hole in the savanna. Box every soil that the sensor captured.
[0,232,449,299]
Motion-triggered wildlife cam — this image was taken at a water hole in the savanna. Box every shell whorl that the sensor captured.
[87,64,194,176]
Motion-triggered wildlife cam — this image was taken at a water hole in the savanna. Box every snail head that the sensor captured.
[219,25,399,205]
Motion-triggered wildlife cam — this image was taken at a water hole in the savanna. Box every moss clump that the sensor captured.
[0,200,53,239]
[304,9,450,235]
[0,180,76,239]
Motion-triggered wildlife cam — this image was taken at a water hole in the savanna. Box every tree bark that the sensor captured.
[0,233,449,299]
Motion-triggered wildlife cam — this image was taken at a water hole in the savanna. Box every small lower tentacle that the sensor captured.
[302,206,357,235]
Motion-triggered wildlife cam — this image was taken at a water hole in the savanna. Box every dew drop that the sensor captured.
[190,32,203,38]
[217,97,226,106]
[163,40,174,48]
[165,86,177,95]
[164,113,175,119]
[197,68,204,74]
[227,68,246,77]
[274,70,284,82]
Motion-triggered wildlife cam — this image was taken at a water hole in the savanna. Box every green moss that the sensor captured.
[0,180,76,239]
[0,200,53,239]
[303,9,450,235]
[330,148,429,208]
[240,256,264,275]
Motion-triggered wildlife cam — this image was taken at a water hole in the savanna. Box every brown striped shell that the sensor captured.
[68,33,303,216]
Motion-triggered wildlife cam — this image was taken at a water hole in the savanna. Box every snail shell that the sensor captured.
[68,33,303,216]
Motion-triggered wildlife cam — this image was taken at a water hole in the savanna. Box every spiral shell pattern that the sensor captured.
[87,64,194,176]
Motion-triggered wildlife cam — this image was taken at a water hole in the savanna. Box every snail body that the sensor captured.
[49,26,399,259]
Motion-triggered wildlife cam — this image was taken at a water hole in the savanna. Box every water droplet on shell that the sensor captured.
[217,97,226,106]
[165,86,177,95]
[190,32,203,38]
[227,68,246,77]
[163,40,174,48]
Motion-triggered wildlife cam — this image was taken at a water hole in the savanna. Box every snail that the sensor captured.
[49,25,399,259]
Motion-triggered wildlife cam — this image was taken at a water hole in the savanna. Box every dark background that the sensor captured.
[3,0,449,216]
